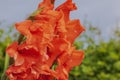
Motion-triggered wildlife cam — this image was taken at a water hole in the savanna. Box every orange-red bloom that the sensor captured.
[6,0,85,80]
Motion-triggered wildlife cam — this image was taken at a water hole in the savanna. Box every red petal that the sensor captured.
[15,20,32,36]
[46,38,70,67]
[38,0,54,10]
[56,0,77,22]
[66,20,85,43]
[6,42,18,57]
[65,50,84,71]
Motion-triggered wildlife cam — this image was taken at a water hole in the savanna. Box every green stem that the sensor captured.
[4,54,10,72]
[1,53,10,80]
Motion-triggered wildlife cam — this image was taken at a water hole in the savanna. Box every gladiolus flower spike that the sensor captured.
[6,0,85,80]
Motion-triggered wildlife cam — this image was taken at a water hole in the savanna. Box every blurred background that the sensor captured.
[0,0,120,80]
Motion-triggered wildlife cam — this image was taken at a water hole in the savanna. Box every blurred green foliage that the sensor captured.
[0,26,17,78]
[0,23,120,80]
[69,24,120,80]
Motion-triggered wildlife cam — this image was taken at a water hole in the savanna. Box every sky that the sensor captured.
[0,0,120,41]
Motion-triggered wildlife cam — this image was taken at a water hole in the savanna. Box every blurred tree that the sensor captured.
[0,25,18,78]
[69,23,120,80]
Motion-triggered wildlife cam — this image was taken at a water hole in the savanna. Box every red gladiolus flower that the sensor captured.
[6,0,85,80]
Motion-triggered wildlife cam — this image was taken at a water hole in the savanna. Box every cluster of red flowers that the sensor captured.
[6,0,85,80]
